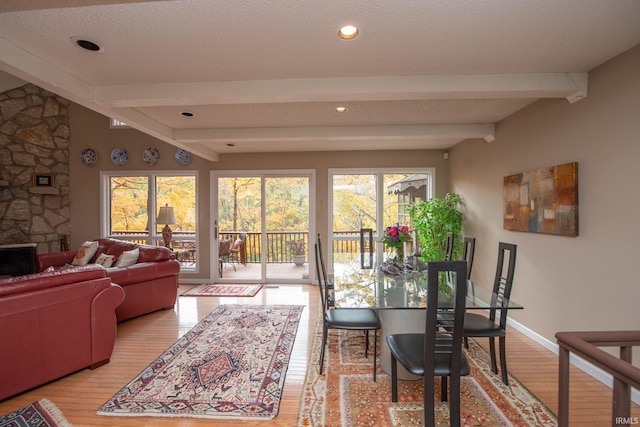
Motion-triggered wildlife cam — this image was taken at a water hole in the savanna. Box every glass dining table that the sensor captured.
[329,252,523,379]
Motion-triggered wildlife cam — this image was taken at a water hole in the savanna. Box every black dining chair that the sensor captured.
[386,260,470,427]
[314,237,381,381]
[444,232,455,261]
[463,242,517,385]
[462,237,475,280]
[440,236,476,333]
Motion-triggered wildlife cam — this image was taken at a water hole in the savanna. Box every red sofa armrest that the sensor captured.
[91,283,125,367]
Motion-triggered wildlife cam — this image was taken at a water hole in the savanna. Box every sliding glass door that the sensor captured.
[213,171,313,284]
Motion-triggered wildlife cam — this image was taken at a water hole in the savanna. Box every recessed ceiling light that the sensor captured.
[71,36,103,52]
[335,106,348,113]
[180,111,194,117]
[339,25,359,40]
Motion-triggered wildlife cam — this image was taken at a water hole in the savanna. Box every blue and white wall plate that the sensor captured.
[175,148,193,165]
[143,147,160,166]
[111,148,129,166]
[80,148,97,166]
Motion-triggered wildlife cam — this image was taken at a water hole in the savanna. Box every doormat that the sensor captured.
[181,283,264,297]
[98,304,303,420]
[0,398,73,427]
[297,318,557,426]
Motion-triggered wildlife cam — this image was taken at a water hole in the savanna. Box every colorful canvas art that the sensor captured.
[503,162,578,236]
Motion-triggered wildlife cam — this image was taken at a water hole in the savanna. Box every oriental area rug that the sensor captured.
[181,283,264,297]
[297,320,557,426]
[0,398,73,427]
[98,304,304,420]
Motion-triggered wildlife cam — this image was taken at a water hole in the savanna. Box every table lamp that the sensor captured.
[157,204,177,248]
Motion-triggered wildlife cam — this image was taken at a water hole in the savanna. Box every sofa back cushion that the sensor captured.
[92,238,172,265]
[0,264,107,298]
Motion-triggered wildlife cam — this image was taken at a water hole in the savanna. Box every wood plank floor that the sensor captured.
[1,284,637,426]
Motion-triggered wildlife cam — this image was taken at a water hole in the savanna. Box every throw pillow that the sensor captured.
[95,253,116,268]
[71,241,99,266]
[116,248,139,267]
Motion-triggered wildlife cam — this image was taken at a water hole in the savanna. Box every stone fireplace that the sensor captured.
[0,83,71,254]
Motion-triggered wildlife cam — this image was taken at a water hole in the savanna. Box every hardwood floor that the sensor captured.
[1,284,637,426]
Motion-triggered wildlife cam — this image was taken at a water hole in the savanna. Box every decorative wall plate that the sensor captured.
[175,148,193,165]
[80,148,98,166]
[111,148,129,166]
[143,147,160,166]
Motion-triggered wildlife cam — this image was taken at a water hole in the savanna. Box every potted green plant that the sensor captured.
[289,238,306,266]
[408,192,463,262]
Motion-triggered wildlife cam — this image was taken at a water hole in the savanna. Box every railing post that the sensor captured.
[558,344,570,427]
[612,345,632,425]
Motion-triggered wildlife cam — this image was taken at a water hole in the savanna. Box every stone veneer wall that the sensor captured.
[0,83,70,253]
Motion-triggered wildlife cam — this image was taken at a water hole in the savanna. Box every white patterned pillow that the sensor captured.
[95,253,116,268]
[71,241,99,266]
[116,248,139,267]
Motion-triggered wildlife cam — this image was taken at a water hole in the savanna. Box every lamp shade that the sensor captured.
[156,204,177,225]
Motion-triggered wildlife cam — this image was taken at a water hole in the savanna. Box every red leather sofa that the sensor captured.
[36,238,181,322]
[0,264,124,401]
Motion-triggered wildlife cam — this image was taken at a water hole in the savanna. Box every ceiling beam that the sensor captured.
[94,73,588,107]
[175,124,495,144]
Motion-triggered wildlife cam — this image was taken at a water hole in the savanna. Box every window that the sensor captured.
[110,118,130,128]
[102,171,197,270]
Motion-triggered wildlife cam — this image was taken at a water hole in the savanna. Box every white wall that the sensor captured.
[449,44,640,354]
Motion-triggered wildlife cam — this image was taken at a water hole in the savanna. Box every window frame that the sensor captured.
[100,170,198,269]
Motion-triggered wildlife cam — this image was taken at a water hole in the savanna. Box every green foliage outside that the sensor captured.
[408,192,463,262]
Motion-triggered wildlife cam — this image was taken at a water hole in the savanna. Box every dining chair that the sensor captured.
[440,236,476,335]
[386,260,470,427]
[463,242,517,385]
[462,237,475,280]
[444,232,455,261]
[315,237,381,381]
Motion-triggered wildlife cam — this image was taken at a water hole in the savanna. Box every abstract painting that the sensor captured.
[503,162,578,236]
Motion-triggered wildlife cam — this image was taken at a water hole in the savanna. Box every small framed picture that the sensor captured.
[33,173,54,187]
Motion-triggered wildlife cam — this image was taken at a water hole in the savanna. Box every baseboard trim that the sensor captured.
[507,317,640,405]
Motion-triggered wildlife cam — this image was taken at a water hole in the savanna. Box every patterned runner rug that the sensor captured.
[98,304,303,420]
[181,283,264,297]
[0,398,73,427]
[298,319,557,426]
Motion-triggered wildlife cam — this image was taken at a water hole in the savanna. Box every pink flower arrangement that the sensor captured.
[381,224,411,248]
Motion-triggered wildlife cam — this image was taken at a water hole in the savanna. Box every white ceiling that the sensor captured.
[1,0,640,161]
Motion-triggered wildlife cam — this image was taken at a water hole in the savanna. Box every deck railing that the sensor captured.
[112,230,368,263]
[556,330,640,426]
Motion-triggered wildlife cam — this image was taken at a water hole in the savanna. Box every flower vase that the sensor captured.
[394,245,404,262]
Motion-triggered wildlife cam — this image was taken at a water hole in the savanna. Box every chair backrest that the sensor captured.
[444,232,454,261]
[462,237,476,280]
[314,242,328,315]
[489,242,517,327]
[219,238,232,256]
[316,234,334,309]
[424,260,468,424]
[231,238,243,251]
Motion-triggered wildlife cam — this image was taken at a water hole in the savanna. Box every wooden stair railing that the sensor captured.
[556,330,640,426]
